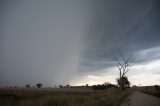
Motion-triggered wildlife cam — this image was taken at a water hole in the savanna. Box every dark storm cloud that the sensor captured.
[0,0,90,87]
[1,0,160,87]
[119,0,160,51]
[80,0,160,72]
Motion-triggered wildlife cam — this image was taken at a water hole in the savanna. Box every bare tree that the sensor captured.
[114,50,134,90]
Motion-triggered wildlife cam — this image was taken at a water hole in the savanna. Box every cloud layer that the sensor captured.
[1,0,160,87]
[79,0,160,72]
[0,0,89,87]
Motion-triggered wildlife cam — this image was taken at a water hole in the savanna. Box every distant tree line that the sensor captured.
[25,83,43,88]
[25,84,72,88]
[92,82,117,90]
[59,84,70,88]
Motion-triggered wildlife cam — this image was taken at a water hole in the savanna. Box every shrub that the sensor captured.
[26,84,30,88]
[36,83,42,88]
[93,83,117,90]
[154,85,160,90]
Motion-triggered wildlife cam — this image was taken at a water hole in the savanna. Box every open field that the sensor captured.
[0,87,132,106]
[0,86,159,106]
[142,86,160,98]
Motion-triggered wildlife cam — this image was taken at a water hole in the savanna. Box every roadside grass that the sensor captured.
[0,88,132,106]
[141,86,160,98]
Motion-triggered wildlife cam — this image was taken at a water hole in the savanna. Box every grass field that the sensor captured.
[0,87,132,106]
[142,86,160,98]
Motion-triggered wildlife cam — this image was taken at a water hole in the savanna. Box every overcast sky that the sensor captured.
[1,0,160,87]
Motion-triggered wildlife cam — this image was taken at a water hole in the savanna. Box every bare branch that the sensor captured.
[114,50,134,77]
[114,49,135,90]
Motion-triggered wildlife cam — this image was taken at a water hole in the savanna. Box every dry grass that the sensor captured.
[0,88,132,106]
[141,86,160,98]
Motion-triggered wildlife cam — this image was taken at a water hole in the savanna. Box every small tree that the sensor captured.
[59,85,63,88]
[154,85,160,90]
[36,83,42,88]
[86,84,89,88]
[114,50,134,90]
[66,84,70,88]
[26,84,30,88]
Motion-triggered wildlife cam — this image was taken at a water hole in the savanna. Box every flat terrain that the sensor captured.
[0,88,131,106]
[0,87,159,106]
[121,91,160,106]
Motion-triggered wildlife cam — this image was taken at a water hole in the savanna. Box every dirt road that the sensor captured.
[121,91,160,106]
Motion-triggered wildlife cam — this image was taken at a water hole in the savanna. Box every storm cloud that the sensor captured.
[80,0,160,72]
[0,0,89,87]
[1,0,160,87]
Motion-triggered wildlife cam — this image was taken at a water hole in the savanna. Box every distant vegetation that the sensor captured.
[143,85,160,98]
[93,82,117,90]
[36,83,42,88]
[24,83,42,88]
[26,84,30,88]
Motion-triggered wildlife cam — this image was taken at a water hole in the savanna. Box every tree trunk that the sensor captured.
[121,84,125,91]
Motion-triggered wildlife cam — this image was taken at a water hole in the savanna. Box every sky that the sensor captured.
[1,0,160,87]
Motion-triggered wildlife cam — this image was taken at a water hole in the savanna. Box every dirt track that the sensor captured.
[121,91,160,106]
